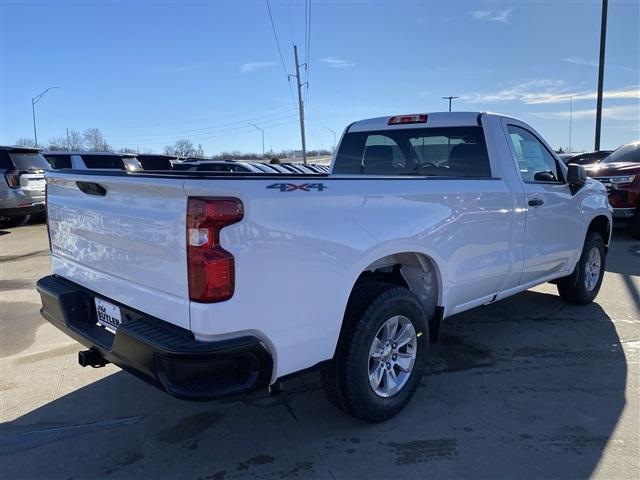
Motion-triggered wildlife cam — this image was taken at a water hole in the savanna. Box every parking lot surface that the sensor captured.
[1,223,639,479]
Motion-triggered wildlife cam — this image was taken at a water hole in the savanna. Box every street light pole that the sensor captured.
[31,86,60,147]
[248,122,265,158]
[594,0,608,151]
[324,127,337,153]
[442,96,459,112]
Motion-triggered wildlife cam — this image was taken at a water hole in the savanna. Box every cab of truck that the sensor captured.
[586,141,640,238]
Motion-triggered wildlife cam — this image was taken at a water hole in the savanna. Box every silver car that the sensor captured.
[0,146,50,226]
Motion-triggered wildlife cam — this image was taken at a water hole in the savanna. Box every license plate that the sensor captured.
[95,298,122,332]
[28,179,46,190]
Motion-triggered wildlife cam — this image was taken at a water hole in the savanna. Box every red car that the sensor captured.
[586,141,640,239]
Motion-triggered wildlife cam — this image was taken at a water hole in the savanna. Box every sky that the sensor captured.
[1,0,638,155]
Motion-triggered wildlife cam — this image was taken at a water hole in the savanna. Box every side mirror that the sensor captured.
[567,164,587,194]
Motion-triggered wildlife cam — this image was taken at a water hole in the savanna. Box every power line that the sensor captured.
[107,114,298,142]
[265,0,297,109]
[105,108,297,140]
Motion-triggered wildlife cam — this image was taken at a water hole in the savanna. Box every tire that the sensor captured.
[30,212,47,224]
[1,215,30,228]
[628,209,640,240]
[557,231,606,304]
[321,282,429,422]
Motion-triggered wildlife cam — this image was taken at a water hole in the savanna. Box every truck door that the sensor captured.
[504,122,582,285]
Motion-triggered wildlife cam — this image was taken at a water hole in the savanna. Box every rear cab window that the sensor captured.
[333,126,492,177]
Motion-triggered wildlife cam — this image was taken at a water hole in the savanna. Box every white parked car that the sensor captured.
[37,112,611,421]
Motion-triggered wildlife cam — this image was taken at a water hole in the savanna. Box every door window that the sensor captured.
[507,125,562,183]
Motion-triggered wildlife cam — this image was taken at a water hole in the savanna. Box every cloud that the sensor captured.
[240,61,277,73]
[470,7,514,23]
[461,81,640,105]
[320,57,355,68]
[534,105,640,121]
[563,56,598,67]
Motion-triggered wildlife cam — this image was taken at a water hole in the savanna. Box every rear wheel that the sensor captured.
[321,282,429,422]
[557,231,606,304]
[1,215,30,228]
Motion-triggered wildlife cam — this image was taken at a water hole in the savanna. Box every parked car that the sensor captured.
[558,153,577,164]
[586,141,640,238]
[37,112,611,422]
[136,154,176,171]
[172,160,261,173]
[0,146,49,226]
[43,151,143,172]
[565,150,613,166]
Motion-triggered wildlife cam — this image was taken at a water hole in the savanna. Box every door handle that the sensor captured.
[528,198,544,207]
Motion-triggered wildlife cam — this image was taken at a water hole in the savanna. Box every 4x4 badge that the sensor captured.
[266,183,327,192]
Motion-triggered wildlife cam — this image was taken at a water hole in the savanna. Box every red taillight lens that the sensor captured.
[4,169,20,188]
[388,114,428,125]
[187,197,244,303]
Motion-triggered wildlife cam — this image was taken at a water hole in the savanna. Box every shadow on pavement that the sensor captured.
[1,290,627,479]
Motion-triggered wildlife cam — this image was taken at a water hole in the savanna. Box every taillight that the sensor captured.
[4,169,20,188]
[187,197,244,303]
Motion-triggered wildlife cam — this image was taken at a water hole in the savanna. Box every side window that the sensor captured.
[507,125,561,183]
[45,155,72,169]
[0,151,14,170]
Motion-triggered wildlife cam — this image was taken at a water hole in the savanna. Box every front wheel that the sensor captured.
[557,231,606,304]
[321,283,429,422]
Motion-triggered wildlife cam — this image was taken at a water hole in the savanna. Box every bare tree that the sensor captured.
[67,129,84,151]
[164,139,196,157]
[47,137,68,150]
[83,128,111,152]
[15,138,36,148]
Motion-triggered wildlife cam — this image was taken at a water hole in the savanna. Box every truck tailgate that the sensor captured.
[47,172,190,329]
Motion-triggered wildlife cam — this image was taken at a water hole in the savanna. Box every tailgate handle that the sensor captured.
[76,181,107,197]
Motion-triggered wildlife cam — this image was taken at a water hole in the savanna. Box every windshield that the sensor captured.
[9,152,50,171]
[603,143,640,164]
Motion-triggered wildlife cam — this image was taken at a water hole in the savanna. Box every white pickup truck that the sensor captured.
[37,112,612,422]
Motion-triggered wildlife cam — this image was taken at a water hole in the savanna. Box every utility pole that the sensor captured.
[442,96,459,112]
[324,127,337,153]
[594,0,608,151]
[31,86,60,147]
[66,128,70,150]
[291,45,307,164]
[248,123,265,158]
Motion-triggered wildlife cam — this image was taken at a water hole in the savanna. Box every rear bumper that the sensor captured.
[36,275,273,401]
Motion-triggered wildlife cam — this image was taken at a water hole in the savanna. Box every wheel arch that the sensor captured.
[587,214,612,246]
[331,251,444,359]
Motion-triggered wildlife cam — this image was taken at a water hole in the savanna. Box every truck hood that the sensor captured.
[585,162,640,177]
